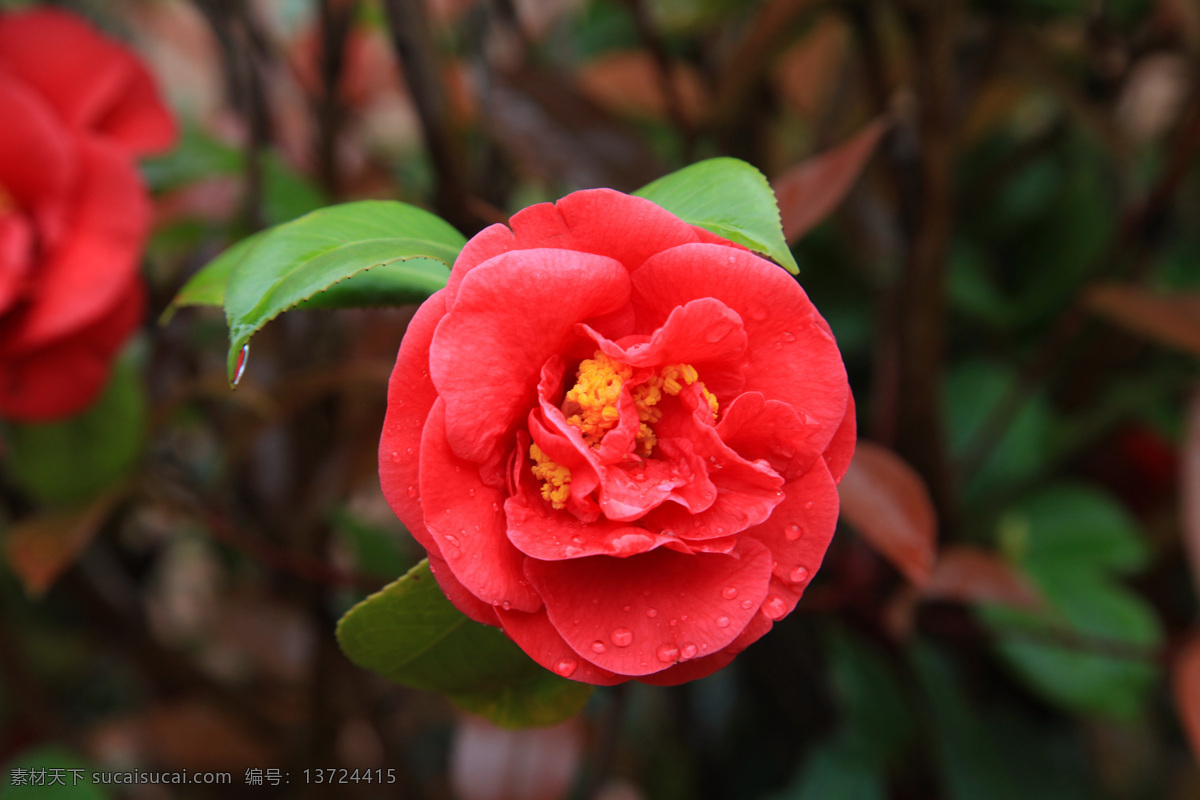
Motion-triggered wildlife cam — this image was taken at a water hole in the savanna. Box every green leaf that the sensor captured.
[636,157,799,274]
[980,484,1162,719]
[336,559,592,728]
[221,201,465,382]
[3,359,144,506]
[997,484,1148,575]
[160,230,266,323]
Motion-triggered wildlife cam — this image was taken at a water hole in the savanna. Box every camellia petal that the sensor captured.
[419,400,542,612]
[380,290,447,555]
[525,540,773,676]
[823,392,857,484]
[431,248,631,464]
[0,9,174,154]
[716,391,824,481]
[632,243,850,454]
[0,72,77,244]
[7,137,148,353]
[496,607,627,685]
[0,275,143,421]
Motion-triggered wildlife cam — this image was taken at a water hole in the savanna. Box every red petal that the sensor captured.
[643,386,784,539]
[0,214,32,315]
[443,189,711,305]
[419,400,541,612]
[8,137,148,353]
[430,248,631,464]
[505,451,683,560]
[0,275,142,421]
[717,391,823,481]
[0,9,175,154]
[525,540,773,677]
[579,297,748,370]
[636,612,772,686]
[632,243,850,454]
[0,73,78,242]
[823,391,857,484]
[743,459,839,604]
[379,291,447,555]
[496,607,628,686]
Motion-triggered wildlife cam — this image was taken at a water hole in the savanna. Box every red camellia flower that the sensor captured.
[380,189,854,685]
[0,8,174,420]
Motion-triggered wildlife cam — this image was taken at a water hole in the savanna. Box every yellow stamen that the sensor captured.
[563,352,632,446]
[533,351,721,503]
[530,443,571,509]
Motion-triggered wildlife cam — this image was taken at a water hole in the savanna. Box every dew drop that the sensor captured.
[786,524,802,541]
[492,502,500,512]
[681,643,698,660]
[656,644,680,663]
[554,658,578,677]
[741,599,754,609]
[405,447,414,456]
[443,534,460,549]
[782,331,796,343]
[591,640,607,654]
[623,605,631,612]
[468,488,476,497]
[646,608,658,618]
[749,306,768,322]
[669,618,678,627]
[774,341,783,350]
[789,566,810,584]
[764,596,788,620]
[717,616,730,628]
[390,451,401,464]
[501,601,512,610]
[611,628,633,647]
[233,344,250,386]
[804,501,814,510]
[721,586,739,600]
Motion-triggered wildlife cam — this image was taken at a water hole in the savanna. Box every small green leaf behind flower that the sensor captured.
[336,560,593,729]
[636,157,800,274]
[162,200,466,384]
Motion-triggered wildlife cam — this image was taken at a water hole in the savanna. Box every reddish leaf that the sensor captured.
[772,14,849,117]
[772,117,889,243]
[450,716,583,800]
[1086,285,1200,357]
[3,488,124,596]
[838,441,937,587]
[1172,631,1200,765]
[1182,389,1200,591]
[923,545,1040,608]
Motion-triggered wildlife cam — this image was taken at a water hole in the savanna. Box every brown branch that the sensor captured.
[623,0,696,162]
[314,0,360,199]
[891,0,958,521]
[380,0,478,233]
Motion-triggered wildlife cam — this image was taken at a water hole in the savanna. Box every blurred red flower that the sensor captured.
[0,8,174,420]
[380,189,854,684]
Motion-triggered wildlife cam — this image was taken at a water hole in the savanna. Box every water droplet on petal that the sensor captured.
[501,601,512,610]
[443,534,460,549]
[782,331,796,343]
[492,502,500,512]
[774,341,783,350]
[741,599,754,609]
[646,608,658,618]
[233,344,250,385]
[468,488,476,497]
[786,524,802,541]
[789,566,810,584]
[669,618,678,627]
[717,616,731,628]
[591,641,607,654]
[681,643,698,660]
[721,586,739,600]
[390,451,401,464]
[554,658,578,677]
[611,628,633,647]
[804,501,814,510]
[656,644,680,663]
[764,596,788,620]
[406,447,414,456]
[749,306,768,322]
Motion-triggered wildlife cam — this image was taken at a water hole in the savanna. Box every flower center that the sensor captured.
[531,350,720,508]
